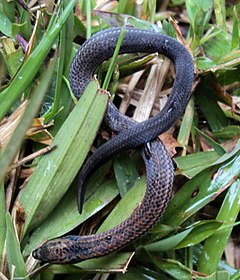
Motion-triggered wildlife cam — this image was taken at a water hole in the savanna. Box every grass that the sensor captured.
[0,0,239,279]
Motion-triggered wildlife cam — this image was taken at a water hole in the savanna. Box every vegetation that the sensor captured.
[0,0,239,279]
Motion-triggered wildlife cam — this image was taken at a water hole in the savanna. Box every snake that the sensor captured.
[32,27,194,263]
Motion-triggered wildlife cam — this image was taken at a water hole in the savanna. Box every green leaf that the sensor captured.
[203,28,230,58]
[97,176,145,233]
[0,0,77,121]
[213,0,226,30]
[162,150,240,227]
[118,0,135,14]
[195,57,215,70]
[76,252,134,272]
[0,10,12,37]
[231,270,240,280]
[102,27,126,90]
[114,153,139,197]
[186,0,212,31]
[231,6,239,50]
[174,151,220,178]
[149,256,192,280]
[43,3,74,125]
[0,57,56,182]
[195,77,229,131]
[118,53,157,78]
[174,220,222,249]
[212,125,240,139]
[193,244,238,276]
[6,213,28,279]
[196,270,230,280]
[171,0,185,5]
[142,221,222,252]
[186,0,212,50]
[73,14,86,39]
[0,180,5,268]
[48,252,134,273]
[177,97,195,155]
[0,1,15,23]
[142,227,193,252]
[17,80,108,237]
[0,37,24,77]
[213,141,240,165]
[194,127,226,155]
[117,265,170,280]
[198,180,240,274]
[196,49,240,71]
[23,178,118,256]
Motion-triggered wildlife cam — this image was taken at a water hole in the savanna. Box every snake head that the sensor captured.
[32,238,78,264]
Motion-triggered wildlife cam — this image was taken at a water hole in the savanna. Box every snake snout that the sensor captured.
[32,239,73,263]
[32,243,52,262]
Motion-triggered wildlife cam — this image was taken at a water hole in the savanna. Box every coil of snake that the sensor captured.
[32,27,194,264]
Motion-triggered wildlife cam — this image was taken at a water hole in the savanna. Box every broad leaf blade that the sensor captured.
[17,80,108,237]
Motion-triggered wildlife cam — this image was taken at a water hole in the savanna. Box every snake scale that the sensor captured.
[32,27,194,263]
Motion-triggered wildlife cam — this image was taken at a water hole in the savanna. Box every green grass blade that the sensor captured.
[0,180,5,268]
[97,176,146,233]
[143,227,194,252]
[43,0,74,124]
[177,97,194,155]
[213,141,240,165]
[213,0,226,30]
[143,221,222,252]
[0,57,56,182]
[195,79,229,132]
[162,152,240,227]
[194,127,226,156]
[47,252,134,273]
[174,151,220,178]
[231,270,240,280]
[6,213,28,279]
[113,153,139,197]
[17,80,109,237]
[102,28,126,91]
[212,125,240,139]
[149,0,156,23]
[231,6,239,50]
[196,271,230,280]
[86,0,92,39]
[186,0,212,50]
[76,252,134,271]
[0,10,12,37]
[198,180,240,274]
[116,265,171,280]
[0,0,76,121]
[148,256,192,280]
[1,37,24,77]
[23,179,118,256]
[174,221,223,249]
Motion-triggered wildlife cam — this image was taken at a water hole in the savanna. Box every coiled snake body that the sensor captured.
[32,27,194,263]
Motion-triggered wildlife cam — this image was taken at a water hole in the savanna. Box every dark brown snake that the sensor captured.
[32,27,194,263]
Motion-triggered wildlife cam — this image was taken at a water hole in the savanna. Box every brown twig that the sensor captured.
[7,145,57,172]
